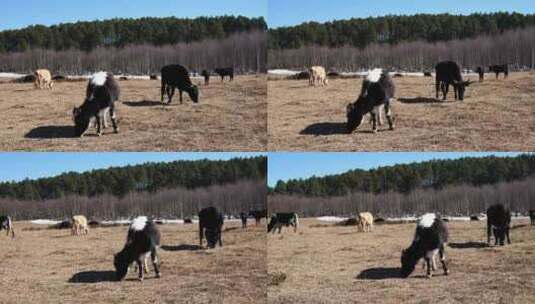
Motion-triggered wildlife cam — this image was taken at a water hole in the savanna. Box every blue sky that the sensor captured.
[0,152,265,183]
[0,0,267,31]
[268,152,523,186]
[269,0,535,28]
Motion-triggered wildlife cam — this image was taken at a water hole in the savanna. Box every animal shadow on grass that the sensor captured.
[25,125,74,139]
[161,244,203,251]
[123,100,164,107]
[397,97,444,104]
[449,242,488,249]
[301,122,348,135]
[225,227,240,232]
[69,271,117,283]
[357,267,401,280]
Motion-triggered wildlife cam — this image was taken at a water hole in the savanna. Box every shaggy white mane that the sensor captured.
[366,68,383,83]
[130,216,148,231]
[91,71,108,86]
[418,213,436,228]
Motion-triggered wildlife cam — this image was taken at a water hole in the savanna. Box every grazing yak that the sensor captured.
[161,64,199,104]
[309,66,328,87]
[249,209,267,225]
[114,216,161,281]
[529,210,535,226]
[214,67,234,82]
[487,204,511,246]
[346,68,395,133]
[72,72,119,137]
[71,215,89,236]
[201,70,210,85]
[401,213,449,278]
[489,64,509,79]
[267,213,299,234]
[435,61,471,101]
[357,212,374,232]
[34,69,53,89]
[476,67,484,82]
[199,207,224,248]
[0,215,15,238]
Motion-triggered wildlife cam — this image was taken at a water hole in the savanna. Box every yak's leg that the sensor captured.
[151,249,161,278]
[96,115,102,136]
[371,111,378,133]
[441,83,448,100]
[167,86,175,104]
[137,259,144,281]
[144,255,149,274]
[436,80,440,99]
[179,90,183,104]
[385,102,394,130]
[110,106,118,133]
[487,223,492,245]
[425,257,432,278]
[439,246,448,275]
[506,227,511,244]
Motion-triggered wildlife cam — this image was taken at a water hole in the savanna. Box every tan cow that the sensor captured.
[34,69,53,89]
[357,212,374,232]
[309,66,328,87]
[71,215,89,236]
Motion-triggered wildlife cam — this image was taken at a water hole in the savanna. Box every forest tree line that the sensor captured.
[0,16,267,53]
[271,154,535,197]
[269,177,535,217]
[0,156,266,201]
[0,179,266,220]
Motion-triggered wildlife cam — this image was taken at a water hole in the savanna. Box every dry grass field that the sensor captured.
[0,221,266,304]
[268,72,535,151]
[0,75,266,151]
[268,218,535,304]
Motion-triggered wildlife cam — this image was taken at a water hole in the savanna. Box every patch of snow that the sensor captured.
[31,219,61,225]
[316,216,349,222]
[268,69,301,76]
[0,72,26,78]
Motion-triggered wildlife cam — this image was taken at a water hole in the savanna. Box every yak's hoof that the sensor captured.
[372,129,378,134]
[444,270,449,276]
[138,277,144,282]
[389,126,395,131]
[156,273,161,278]
[114,129,119,134]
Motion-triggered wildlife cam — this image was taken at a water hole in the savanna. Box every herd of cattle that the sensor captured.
[307,61,511,134]
[0,204,531,281]
[23,65,235,137]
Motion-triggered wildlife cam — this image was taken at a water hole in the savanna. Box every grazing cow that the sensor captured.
[71,215,89,236]
[34,69,53,89]
[423,71,432,77]
[267,213,299,234]
[201,70,210,85]
[357,212,374,232]
[114,216,161,281]
[214,67,234,82]
[529,210,535,225]
[309,66,328,87]
[346,68,395,133]
[476,67,484,82]
[487,204,511,246]
[240,212,247,229]
[0,215,15,238]
[199,207,224,248]
[435,61,471,101]
[150,74,158,80]
[401,213,449,278]
[249,209,267,225]
[489,64,509,79]
[72,72,119,137]
[161,64,199,104]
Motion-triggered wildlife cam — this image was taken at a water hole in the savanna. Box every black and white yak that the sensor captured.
[161,64,199,104]
[346,69,395,133]
[435,61,472,101]
[214,67,234,82]
[401,213,449,278]
[0,215,14,238]
[114,216,161,281]
[267,213,299,234]
[199,207,224,248]
[249,209,267,225]
[486,204,511,246]
[72,72,119,137]
[489,64,509,79]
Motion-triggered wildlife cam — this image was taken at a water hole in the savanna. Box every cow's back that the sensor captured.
[161,64,192,87]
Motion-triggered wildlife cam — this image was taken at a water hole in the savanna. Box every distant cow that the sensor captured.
[435,61,471,101]
[489,64,508,79]
[309,66,328,87]
[150,74,158,80]
[240,212,247,229]
[249,209,267,225]
[199,207,224,248]
[0,215,15,238]
[72,72,119,137]
[267,213,299,234]
[476,67,484,82]
[487,204,511,246]
[160,64,199,104]
[357,212,374,232]
[114,216,161,281]
[346,68,395,133]
[423,71,432,77]
[71,215,89,236]
[401,213,449,278]
[34,69,53,90]
[214,67,234,82]
[201,70,210,85]
[530,210,535,225]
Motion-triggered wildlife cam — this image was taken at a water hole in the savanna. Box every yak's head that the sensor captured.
[72,106,90,137]
[346,100,365,133]
[204,228,219,248]
[400,248,418,278]
[113,251,129,281]
[454,80,472,100]
[188,84,199,103]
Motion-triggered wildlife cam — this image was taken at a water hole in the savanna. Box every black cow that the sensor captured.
[201,70,210,85]
[476,67,484,82]
[346,69,395,133]
[160,64,199,104]
[0,215,14,238]
[72,72,119,137]
[489,64,509,79]
[423,71,432,77]
[240,212,247,229]
[267,213,299,234]
[214,67,234,82]
[114,216,161,281]
[530,210,535,226]
[249,209,267,225]
[199,207,224,248]
[487,204,511,246]
[435,61,471,101]
[401,213,449,278]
